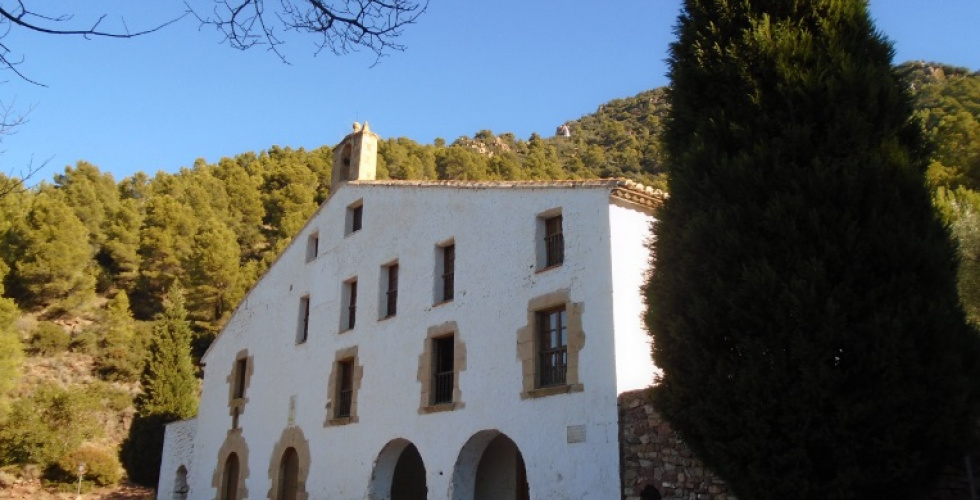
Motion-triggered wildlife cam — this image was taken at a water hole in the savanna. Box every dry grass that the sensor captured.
[0,481,153,499]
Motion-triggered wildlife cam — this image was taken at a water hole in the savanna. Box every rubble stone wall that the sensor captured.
[619,390,734,500]
[619,389,979,500]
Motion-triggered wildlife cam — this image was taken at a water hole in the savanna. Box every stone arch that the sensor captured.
[173,465,189,500]
[367,438,428,500]
[211,431,250,500]
[450,430,529,500]
[221,453,242,500]
[640,484,663,500]
[266,426,311,500]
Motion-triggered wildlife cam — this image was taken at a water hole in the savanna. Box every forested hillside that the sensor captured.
[0,61,976,492]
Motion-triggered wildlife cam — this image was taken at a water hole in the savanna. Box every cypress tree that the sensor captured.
[121,285,197,487]
[644,1,980,498]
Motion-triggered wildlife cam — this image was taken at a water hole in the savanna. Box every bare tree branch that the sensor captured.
[189,0,428,65]
[0,3,187,84]
[0,100,47,198]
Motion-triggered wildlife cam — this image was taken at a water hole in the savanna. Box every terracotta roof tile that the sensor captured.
[349,178,666,209]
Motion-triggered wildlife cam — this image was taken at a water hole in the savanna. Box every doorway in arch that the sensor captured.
[451,430,529,500]
[220,453,240,500]
[368,438,427,500]
[276,447,299,500]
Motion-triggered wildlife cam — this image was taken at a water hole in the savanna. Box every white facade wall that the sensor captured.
[608,201,658,393]
[158,418,197,500]
[170,182,655,500]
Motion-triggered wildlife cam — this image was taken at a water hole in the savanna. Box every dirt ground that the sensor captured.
[0,481,154,499]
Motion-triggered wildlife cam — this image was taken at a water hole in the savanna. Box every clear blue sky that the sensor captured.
[2,0,978,182]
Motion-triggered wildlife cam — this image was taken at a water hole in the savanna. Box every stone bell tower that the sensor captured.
[331,122,379,191]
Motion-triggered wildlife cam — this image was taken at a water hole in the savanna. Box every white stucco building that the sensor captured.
[158,124,663,500]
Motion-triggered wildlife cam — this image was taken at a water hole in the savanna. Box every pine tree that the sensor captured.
[135,194,198,318]
[94,291,143,383]
[99,198,143,292]
[644,1,980,498]
[121,286,197,487]
[7,192,96,309]
[0,260,22,420]
[186,217,242,334]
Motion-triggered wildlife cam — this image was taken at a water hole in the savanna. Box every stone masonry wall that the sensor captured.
[619,389,733,500]
[619,389,979,500]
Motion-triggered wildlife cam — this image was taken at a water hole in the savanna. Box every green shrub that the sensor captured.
[29,322,70,356]
[52,444,122,486]
[94,343,143,383]
[70,327,101,354]
[0,383,101,467]
[87,380,133,413]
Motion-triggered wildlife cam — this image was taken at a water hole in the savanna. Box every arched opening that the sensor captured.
[451,430,529,500]
[640,484,663,500]
[368,439,427,500]
[276,447,299,500]
[341,143,352,180]
[220,453,240,500]
[391,443,426,500]
[474,435,528,500]
[173,465,188,500]
[266,426,310,500]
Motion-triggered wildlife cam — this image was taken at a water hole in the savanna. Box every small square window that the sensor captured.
[297,296,310,344]
[436,243,455,304]
[536,210,564,270]
[544,215,564,267]
[381,263,398,318]
[341,279,357,331]
[306,233,319,262]
[346,201,364,235]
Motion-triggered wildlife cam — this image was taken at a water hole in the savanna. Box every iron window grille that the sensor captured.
[337,360,353,418]
[442,244,455,302]
[386,264,398,317]
[347,281,357,330]
[433,335,455,404]
[538,307,568,387]
[299,296,310,343]
[545,215,564,267]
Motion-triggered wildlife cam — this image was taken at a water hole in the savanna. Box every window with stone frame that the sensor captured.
[326,346,361,426]
[336,359,354,418]
[537,306,568,387]
[233,358,248,398]
[518,291,585,399]
[418,321,466,413]
[227,351,253,430]
[432,335,455,404]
